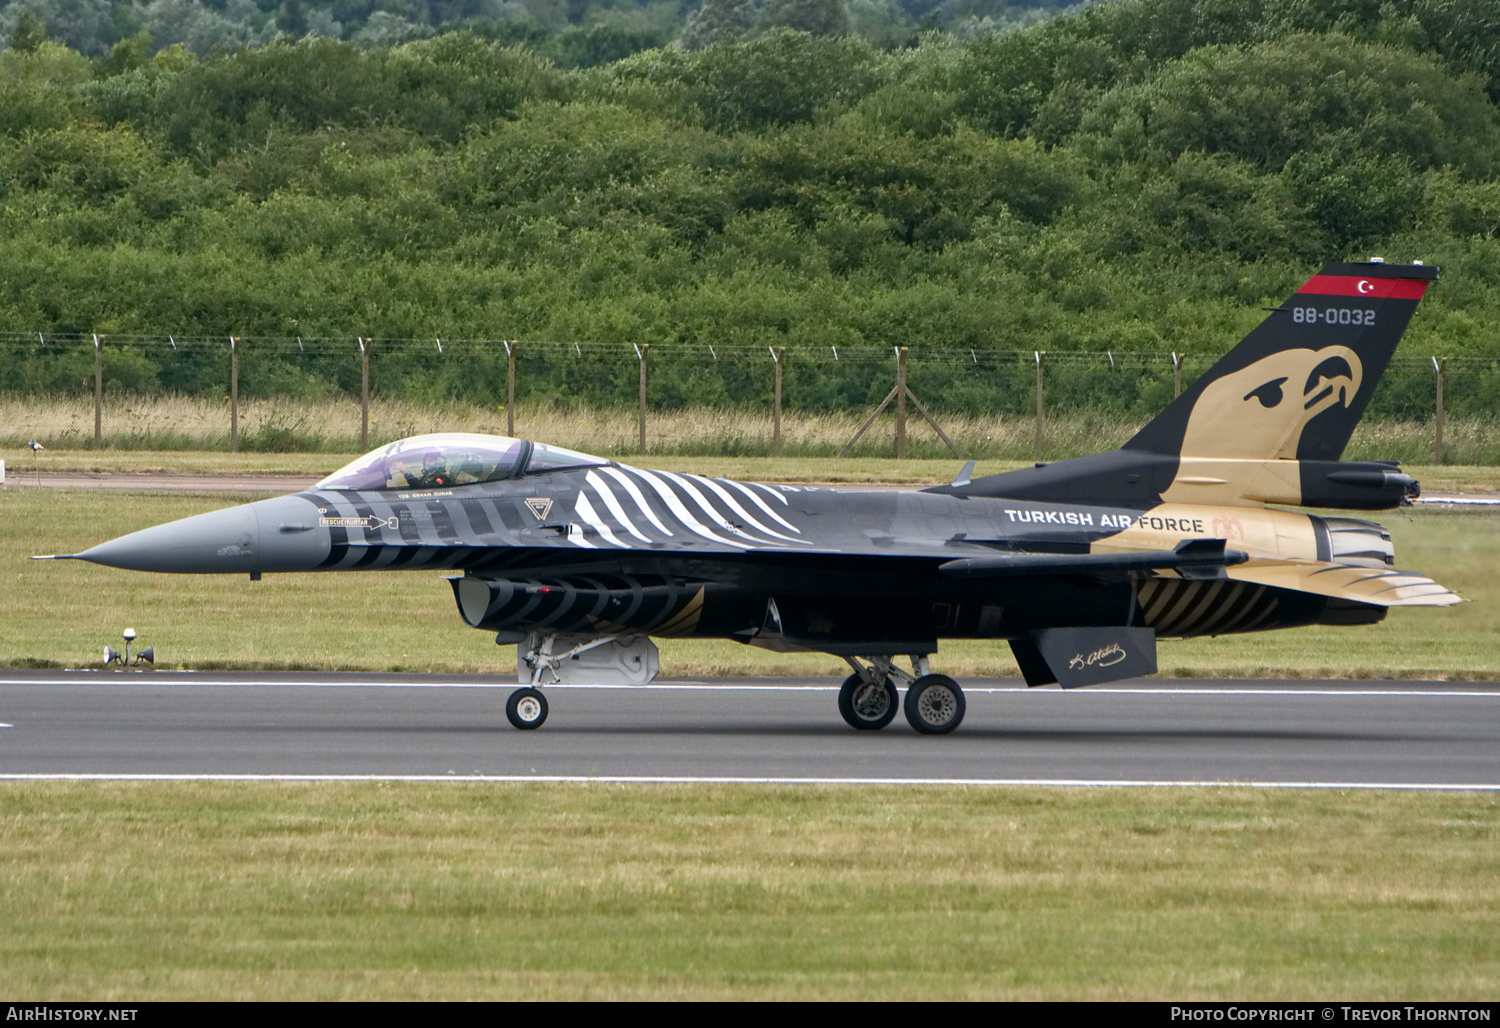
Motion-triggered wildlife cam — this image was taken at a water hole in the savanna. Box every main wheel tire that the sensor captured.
[837,672,899,731]
[904,674,966,735]
[506,687,549,730]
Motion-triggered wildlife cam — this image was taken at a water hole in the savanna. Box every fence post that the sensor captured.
[93,334,102,450]
[636,343,649,457]
[229,337,239,453]
[894,346,908,460]
[505,341,516,438]
[1034,351,1046,463]
[771,346,784,458]
[1434,356,1446,464]
[359,338,370,452]
[1172,352,1182,398]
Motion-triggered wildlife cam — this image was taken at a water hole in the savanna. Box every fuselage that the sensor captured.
[75,460,1389,655]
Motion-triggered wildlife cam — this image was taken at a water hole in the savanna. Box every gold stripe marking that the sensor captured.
[1192,582,1246,636]
[1217,585,1269,634]
[654,587,706,637]
[1157,581,1207,633]
[1142,580,1182,624]
[1172,580,1227,636]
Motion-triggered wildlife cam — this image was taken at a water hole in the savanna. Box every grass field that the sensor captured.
[0,782,1495,1000]
[3,395,1152,462]
[11,448,1031,485]
[1,485,1497,678]
[3,478,1498,1001]
[12,446,1500,493]
[3,394,1495,464]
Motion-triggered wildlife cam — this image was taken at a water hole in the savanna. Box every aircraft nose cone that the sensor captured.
[74,495,329,574]
[77,503,260,573]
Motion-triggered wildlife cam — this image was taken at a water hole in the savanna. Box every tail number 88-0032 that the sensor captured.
[1292,307,1375,326]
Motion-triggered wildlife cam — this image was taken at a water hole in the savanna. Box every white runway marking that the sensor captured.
[0,773,1496,790]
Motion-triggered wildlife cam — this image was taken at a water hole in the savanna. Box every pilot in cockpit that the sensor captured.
[418,450,451,488]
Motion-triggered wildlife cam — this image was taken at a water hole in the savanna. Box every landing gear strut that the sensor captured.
[509,632,616,732]
[837,656,967,734]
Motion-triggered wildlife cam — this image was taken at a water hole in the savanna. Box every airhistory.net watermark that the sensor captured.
[5,1009,137,1022]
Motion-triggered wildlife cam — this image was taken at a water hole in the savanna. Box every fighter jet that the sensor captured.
[49,260,1458,734]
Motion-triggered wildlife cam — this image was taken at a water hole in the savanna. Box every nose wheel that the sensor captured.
[506,687,549,730]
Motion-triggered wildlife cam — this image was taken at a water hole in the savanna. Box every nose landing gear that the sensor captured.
[506,687,549,730]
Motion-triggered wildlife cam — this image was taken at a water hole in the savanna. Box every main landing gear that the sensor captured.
[839,656,966,735]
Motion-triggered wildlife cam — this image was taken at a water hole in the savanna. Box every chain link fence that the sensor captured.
[2,332,1497,463]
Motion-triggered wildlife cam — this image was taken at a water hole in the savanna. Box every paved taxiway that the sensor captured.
[1,671,1496,787]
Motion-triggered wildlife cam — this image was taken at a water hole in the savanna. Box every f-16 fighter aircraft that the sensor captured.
[51,260,1458,734]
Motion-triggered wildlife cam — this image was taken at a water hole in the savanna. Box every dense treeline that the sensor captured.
[2,0,1500,420]
[0,0,1077,59]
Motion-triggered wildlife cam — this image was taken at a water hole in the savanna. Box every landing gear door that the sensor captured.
[517,632,660,687]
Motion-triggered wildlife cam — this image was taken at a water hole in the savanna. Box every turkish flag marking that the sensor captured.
[1297,275,1428,299]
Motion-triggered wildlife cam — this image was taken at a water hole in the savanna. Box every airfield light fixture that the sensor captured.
[103,629,153,668]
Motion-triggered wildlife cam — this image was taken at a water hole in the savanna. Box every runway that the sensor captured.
[1,671,1497,788]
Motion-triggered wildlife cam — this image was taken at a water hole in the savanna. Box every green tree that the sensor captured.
[762,0,851,36]
[279,0,309,38]
[680,0,757,51]
[8,8,48,52]
[1073,34,1500,177]
[97,29,153,77]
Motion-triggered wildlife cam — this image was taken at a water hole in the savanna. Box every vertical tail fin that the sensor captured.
[1125,261,1438,461]
[933,260,1437,509]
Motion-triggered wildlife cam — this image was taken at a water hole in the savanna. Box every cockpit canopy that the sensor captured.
[316,433,610,491]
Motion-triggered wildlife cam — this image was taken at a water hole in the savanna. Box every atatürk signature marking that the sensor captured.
[1068,642,1127,671]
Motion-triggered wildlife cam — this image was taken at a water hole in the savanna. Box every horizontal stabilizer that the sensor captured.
[1229,562,1460,606]
[940,539,1247,580]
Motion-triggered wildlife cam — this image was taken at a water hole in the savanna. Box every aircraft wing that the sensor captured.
[1227,560,1460,606]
